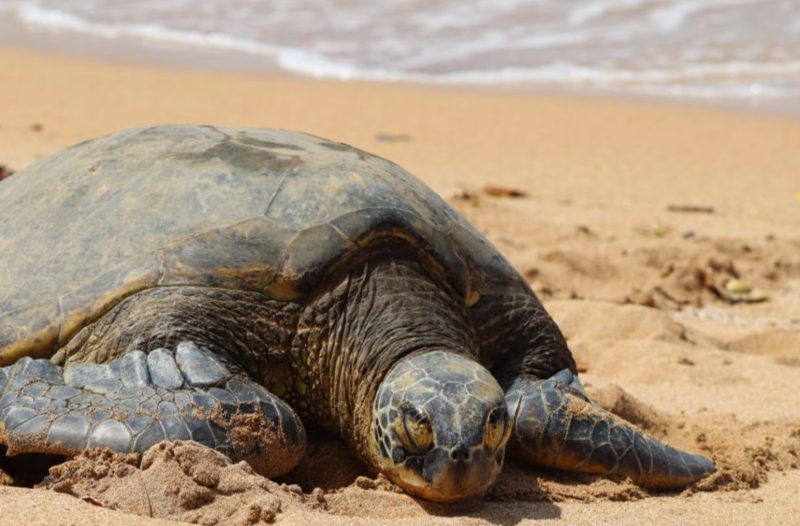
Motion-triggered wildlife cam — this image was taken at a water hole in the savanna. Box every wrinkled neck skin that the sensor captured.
[292,258,475,463]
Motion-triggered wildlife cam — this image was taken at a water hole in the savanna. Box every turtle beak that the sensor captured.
[406,443,502,502]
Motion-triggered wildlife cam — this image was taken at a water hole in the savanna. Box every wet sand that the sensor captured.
[0,48,799,525]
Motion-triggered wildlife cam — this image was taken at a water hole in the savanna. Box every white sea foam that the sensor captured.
[1,0,797,104]
[568,0,658,27]
[411,61,800,95]
[648,0,758,32]
[13,3,281,55]
[630,82,791,99]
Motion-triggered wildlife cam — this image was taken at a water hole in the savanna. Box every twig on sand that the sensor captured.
[483,185,528,198]
[667,204,715,214]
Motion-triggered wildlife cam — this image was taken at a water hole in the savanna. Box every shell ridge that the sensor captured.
[275,205,417,265]
[56,295,64,349]
[157,216,289,254]
[156,249,167,286]
[263,170,290,218]
[201,124,234,142]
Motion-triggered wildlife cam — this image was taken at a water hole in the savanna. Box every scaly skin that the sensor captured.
[370,351,510,501]
[0,348,305,478]
[505,371,716,489]
[289,259,477,460]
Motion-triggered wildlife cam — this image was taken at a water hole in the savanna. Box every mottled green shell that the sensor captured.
[0,125,525,365]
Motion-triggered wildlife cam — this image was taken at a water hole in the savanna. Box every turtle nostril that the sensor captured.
[450,446,470,462]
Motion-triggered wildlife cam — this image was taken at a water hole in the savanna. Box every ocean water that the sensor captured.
[1,0,799,110]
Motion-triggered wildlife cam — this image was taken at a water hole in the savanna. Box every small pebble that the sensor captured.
[374,133,412,143]
[724,279,768,303]
[652,224,671,237]
[452,190,479,206]
[745,289,769,302]
[725,279,751,294]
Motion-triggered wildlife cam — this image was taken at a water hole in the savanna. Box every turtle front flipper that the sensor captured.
[0,343,305,478]
[505,370,715,489]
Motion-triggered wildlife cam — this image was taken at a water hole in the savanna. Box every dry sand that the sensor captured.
[0,49,798,525]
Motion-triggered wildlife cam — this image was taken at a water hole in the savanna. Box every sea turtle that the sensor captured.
[0,125,714,501]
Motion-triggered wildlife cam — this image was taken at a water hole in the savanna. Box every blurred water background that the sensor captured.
[1,0,798,112]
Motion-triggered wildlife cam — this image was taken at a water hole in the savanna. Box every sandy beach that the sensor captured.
[0,49,799,525]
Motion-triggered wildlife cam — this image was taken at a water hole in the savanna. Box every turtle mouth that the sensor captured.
[384,445,503,502]
[393,465,497,502]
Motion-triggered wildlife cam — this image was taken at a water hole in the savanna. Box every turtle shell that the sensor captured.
[0,126,526,365]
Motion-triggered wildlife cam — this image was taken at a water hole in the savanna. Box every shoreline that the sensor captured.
[0,16,798,118]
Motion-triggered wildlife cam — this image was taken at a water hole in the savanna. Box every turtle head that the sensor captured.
[370,351,510,502]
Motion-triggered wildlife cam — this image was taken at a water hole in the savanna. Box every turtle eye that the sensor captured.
[396,402,433,454]
[485,406,510,451]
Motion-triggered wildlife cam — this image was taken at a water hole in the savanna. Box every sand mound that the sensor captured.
[590,385,800,492]
[690,418,800,492]
[589,384,672,437]
[548,301,687,345]
[0,466,13,486]
[44,442,326,525]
